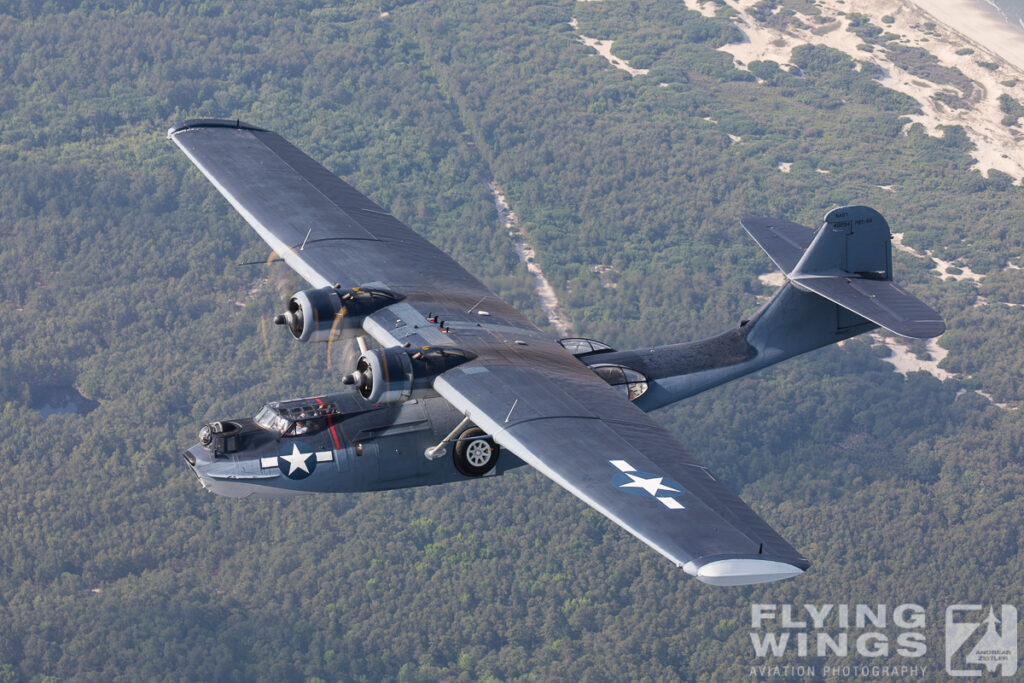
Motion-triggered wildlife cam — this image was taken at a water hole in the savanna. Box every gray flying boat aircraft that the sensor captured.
[171,120,944,586]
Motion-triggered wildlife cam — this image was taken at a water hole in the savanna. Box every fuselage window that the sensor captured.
[591,364,649,401]
[622,368,649,401]
[593,365,626,386]
[558,337,614,356]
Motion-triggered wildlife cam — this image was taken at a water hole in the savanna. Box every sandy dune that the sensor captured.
[685,0,1024,183]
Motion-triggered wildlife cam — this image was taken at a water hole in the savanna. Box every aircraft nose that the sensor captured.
[183,443,213,468]
[182,443,222,490]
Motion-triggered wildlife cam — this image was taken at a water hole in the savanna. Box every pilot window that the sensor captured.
[289,416,327,436]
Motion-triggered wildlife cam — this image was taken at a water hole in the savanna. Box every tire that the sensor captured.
[453,427,500,477]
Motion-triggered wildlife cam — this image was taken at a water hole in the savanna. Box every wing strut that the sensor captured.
[424,415,473,460]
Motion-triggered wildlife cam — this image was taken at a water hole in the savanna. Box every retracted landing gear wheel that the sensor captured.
[453,427,500,477]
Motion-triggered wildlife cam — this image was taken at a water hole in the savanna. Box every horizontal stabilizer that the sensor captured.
[743,206,945,339]
[796,276,945,339]
[740,216,814,273]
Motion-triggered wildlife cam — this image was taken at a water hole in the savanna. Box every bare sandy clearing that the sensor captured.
[488,181,573,335]
[871,333,954,380]
[570,18,650,76]
[892,232,985,282]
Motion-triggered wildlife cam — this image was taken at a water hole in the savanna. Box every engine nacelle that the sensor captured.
[274,287,401,343]
[343,347,475,403]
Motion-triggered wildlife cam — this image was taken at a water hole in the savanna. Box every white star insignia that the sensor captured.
[619,472,680,497]
[280,444,313,475]
[609,459,686,510]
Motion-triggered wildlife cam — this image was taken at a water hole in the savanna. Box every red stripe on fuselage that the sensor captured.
[315,397,341,450]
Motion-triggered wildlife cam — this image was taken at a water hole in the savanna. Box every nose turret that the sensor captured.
[180,418,304,498]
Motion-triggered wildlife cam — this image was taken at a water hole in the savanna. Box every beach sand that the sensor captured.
[688,0,1024,182]
[905,0,1024,72]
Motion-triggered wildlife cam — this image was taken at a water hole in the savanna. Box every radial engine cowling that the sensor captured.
[343,347,475,403]
[274,287,401,343]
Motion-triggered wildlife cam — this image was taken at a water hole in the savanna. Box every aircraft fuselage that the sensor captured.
[183,281,877,500]
[183,394,526,498]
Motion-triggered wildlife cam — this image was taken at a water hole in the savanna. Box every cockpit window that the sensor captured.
[253,406,292,435]
[558,337,615,356]
[254,406,277,430]
[254,397,343,435]
[591,364,649,401]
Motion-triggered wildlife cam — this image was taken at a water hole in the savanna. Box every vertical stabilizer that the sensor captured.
[792,206,891,278]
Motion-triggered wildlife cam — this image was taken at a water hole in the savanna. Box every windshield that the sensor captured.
[253,405,292,435]
[254,406,275,429]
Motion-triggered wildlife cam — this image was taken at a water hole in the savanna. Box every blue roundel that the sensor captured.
[278,442,317,480]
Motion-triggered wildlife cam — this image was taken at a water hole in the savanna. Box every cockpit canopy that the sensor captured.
[253,392,364,436]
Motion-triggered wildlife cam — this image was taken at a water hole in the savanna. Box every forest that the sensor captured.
[0,0,1022,680]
